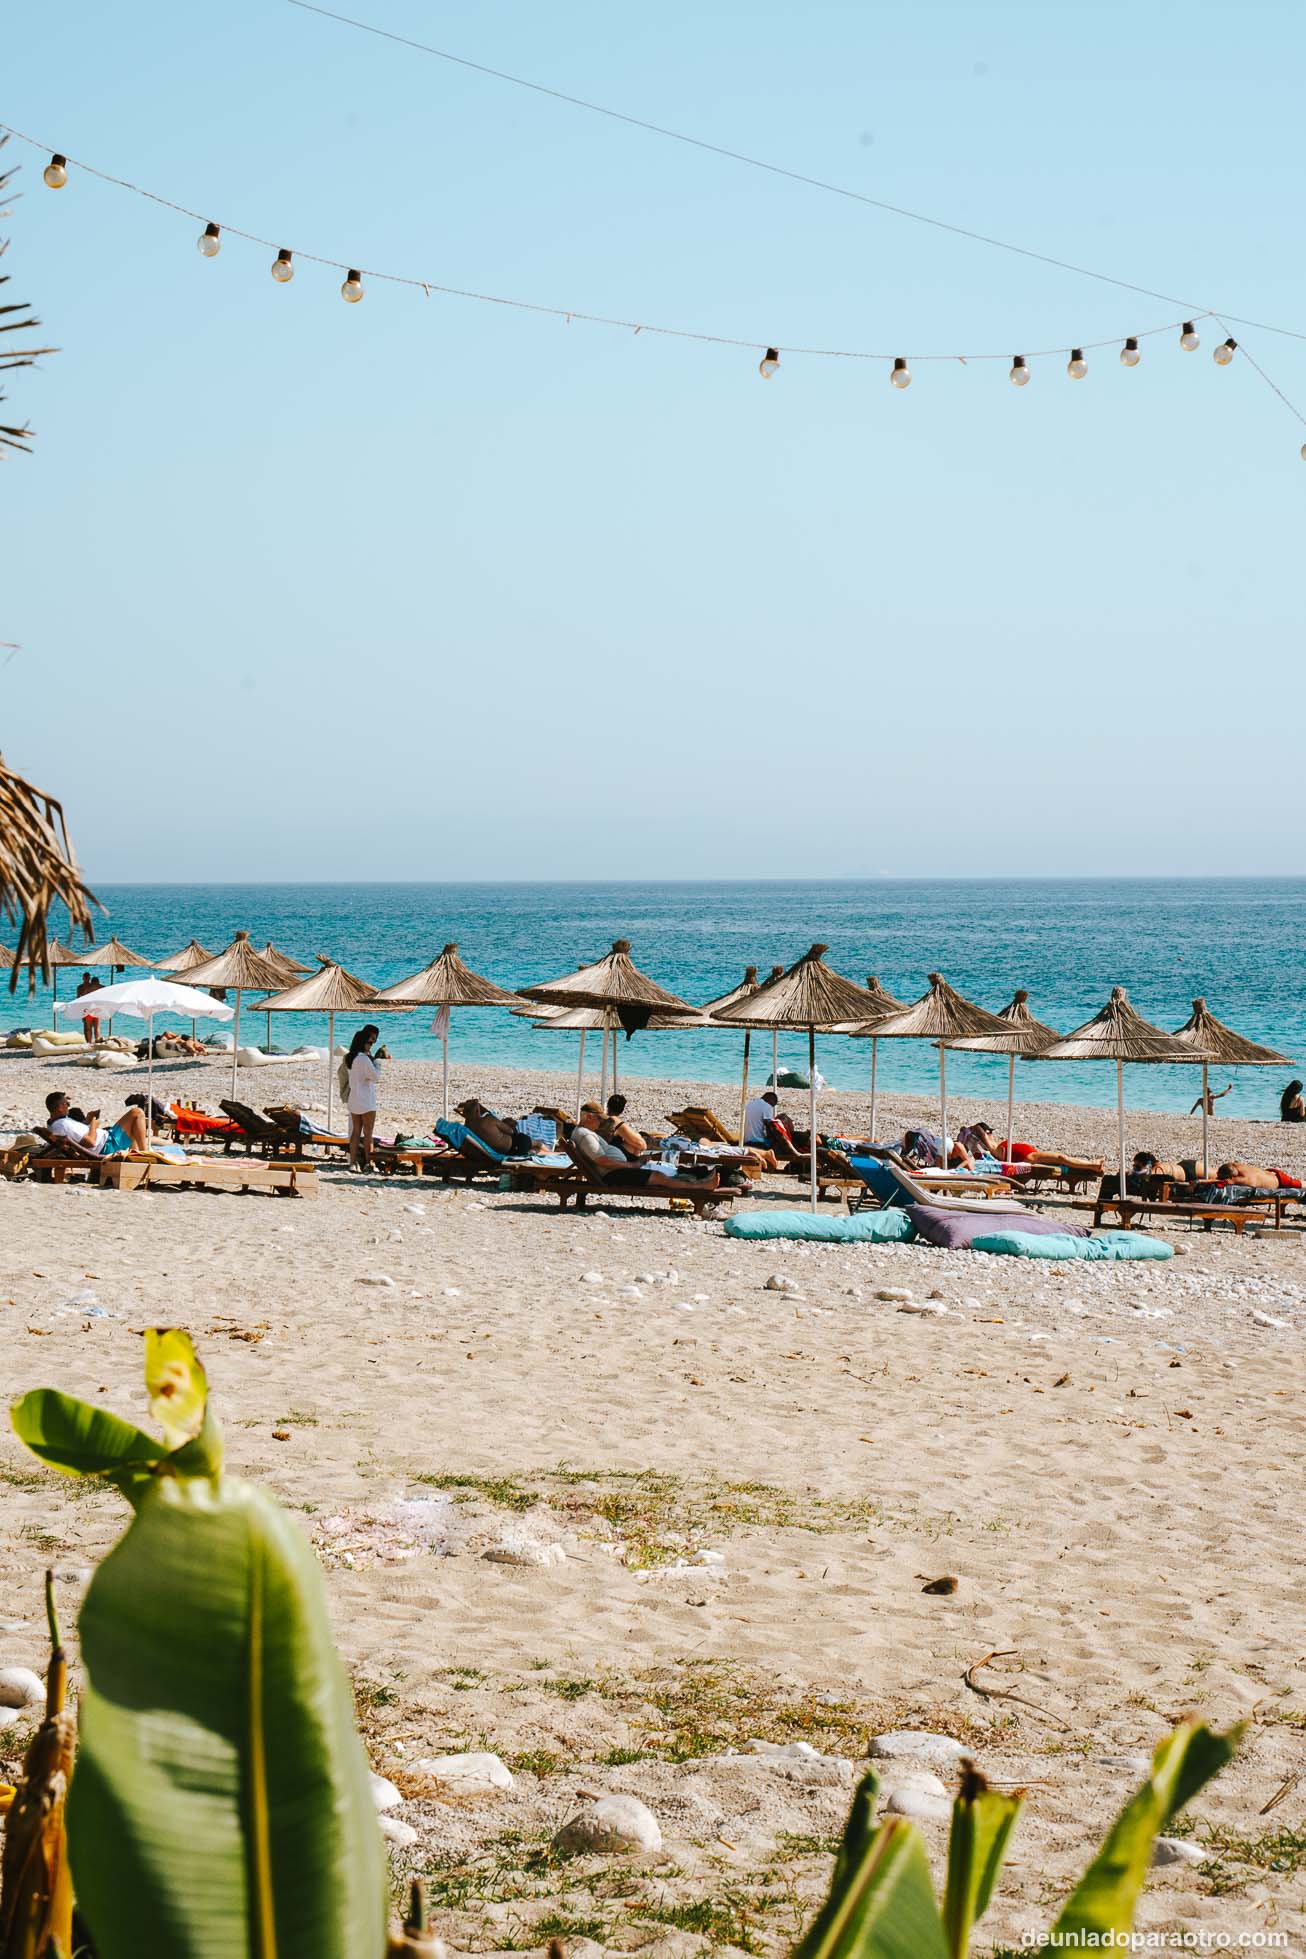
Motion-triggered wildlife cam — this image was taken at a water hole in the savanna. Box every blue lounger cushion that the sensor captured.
[724,1208,916,1244]
[969,1230,1174,1261]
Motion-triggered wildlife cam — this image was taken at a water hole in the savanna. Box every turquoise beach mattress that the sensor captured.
[724,1208,916,1244]
[969,1230,1174,1261]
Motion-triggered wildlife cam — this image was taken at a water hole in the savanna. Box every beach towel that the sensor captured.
[723,1208,916,1244]
[969,1229,1174,1261]
[906,1204,1087,1250]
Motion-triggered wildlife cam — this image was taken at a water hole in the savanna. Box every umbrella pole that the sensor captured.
[939,1042,948,1170]
[599,1028,609,1107]
[808,1027,818,1213]
[869,1037,878,1143]
[265,1007,272,1049]
[231,991,241,1098]
[772,1027,778,1089]
[612,1031,619,1100]
[1117,1057,1126,1203]
[441,1018,450,1123]
[575,1030,586,1120]
[1201,1060,1209,1178]
[327,1010,335,1132]
[146,1013,154,1141]
[1007,1053,1016,1165]
[737,1031,750,1146]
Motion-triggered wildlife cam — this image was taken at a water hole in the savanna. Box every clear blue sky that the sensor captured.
[4,0,1303,881]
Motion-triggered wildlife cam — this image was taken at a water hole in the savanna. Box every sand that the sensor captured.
[2,1049,1305,1952]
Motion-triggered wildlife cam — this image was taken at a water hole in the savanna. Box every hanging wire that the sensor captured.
[0,123,1221,364]
[289,0,1306,347]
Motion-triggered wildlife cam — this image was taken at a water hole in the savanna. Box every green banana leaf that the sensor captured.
[794,1773,949,1959]
[67,1472,387,1959]
[1049,1720,1241,1942]
[10,1389,163,1484]
[942,1765,1024,1958]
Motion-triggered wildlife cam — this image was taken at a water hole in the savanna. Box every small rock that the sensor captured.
[634,1272,658,1285]
[482,1540,566,1568]
[0,1666,46,1710]
[581,1271,605,1285]
[370,1772,402,1812]
[765,1274,797,1293]
[885,1786,952,1822]
[1152,1836,1206,1867]
[379,1814,419,1848]
[883,1770,947,1796]
[1251,1310,1290,1329]
[920,1575,958,1595]
[0,1706,20,1731]
[690,1549,725,1567]
[553,1792,662,1856]
[899,1301,948,1316]
[1099,1753,1152,1774]
[358,1273,396,1289]
[412,1751,514,1791]
[869,1730,968,1766]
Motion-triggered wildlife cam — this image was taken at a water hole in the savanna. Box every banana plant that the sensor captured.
[795,1721,1239,1959]
[10,1332,387,1959]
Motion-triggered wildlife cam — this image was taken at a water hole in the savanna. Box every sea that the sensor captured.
[7,880,1303,1119]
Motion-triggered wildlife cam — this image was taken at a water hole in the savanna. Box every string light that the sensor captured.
[197,222,221,257]
[758,346,780,379]
[1009,356,1030,387]
[1120,336,1141,367]
[271,248,295,283]
[1213,337,1237,366]
[1067,348,1088,379]
[42,153,67,189]
[340,268,364,302]
[890,357,911,389]
[1180,321,1200,351]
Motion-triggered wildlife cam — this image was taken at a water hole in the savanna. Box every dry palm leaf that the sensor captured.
[0,754,97,993]
[0,1576,76,1959]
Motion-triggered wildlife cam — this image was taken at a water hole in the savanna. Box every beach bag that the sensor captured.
[337,1058,352,1106]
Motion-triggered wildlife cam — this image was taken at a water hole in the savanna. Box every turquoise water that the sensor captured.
[6,880,1303,1118]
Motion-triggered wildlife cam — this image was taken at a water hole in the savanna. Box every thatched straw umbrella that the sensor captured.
[372,944,520,1120]
[11,939,84,999]
[700,966,765,1145]
[254,942,310,1047]
[521,939,699,1121]
[530,1003,714,1117]
[944,990,1062,1167]
[837,977,907,1143]
[155,941,217,1039]
[858,974,1013,1169]
[0,940,12,970]
[83,936,153,977]
[712,946,886,1211]
[183,932,293,1096]
[0,752,97,993]
[1171,998,1293,1175]
[1039,989,1202,1199]
[257,956,412,1131]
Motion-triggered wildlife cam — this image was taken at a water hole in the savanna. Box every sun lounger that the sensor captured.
[666,1106,739,1146]
[553,1137,734,1217]
[846,1150,1029,1216]
[99,1157,318,1198]
[1091,1193,1275,1235]
[217,1100,305,1156]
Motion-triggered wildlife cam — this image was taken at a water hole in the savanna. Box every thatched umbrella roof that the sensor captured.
[1170,998,1291,1068]
[836,975,907,1036]
[521,939,697,1018]
[155,939,216,975]
[1,752,97,991]
[700,966,762,1017]
[859,972,1013,1043]
[711,945,886,1030]
[946,988,1062,1055]
[0,941,12,969]
[534,1003,714,1031]
[258,956,409,1016]
[258,941,310,981]
[183,931,289,992]
[12,939,83,969]
[83,936,153,970]
[1039,988,1197,1064]
[372,943,519,1009]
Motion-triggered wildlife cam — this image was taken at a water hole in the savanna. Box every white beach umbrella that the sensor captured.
[56,976,233,1137]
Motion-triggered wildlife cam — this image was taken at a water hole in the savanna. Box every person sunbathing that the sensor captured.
[600,1094,649,1160]
[44,1089,147,1158]
[456,1098,550,1157]
[572,1104,722,1195]
[1215,1160,1285,1191]
[995,1131,1105,1175]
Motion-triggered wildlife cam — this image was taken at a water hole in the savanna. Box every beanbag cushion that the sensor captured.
[970,1229,1174,1261]
[724,1207,916,1244]
[905,1203,1088,1249]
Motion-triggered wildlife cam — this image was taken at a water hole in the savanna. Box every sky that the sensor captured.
[3,0,1304,882]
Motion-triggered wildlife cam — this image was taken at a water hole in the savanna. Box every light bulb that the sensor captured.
[43,153,68,190]
[758,346,780,379]
[1180,321,1200,351]
[271,249,294,283]
[890,357,911,389]
[197,222,221,258]
[341,269,364,303]
[1067,348,1088,379]
[1009,355,1030,387]
[1213,337,1237,366]
[1120,336,1141,367]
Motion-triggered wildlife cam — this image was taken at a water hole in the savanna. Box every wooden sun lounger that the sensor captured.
[551,1138,735,1217]
[666,1106,739,1146]
[99,1157,318,1198]
[1091,1194,1274,1236]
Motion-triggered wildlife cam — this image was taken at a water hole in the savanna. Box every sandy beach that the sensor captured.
[3,1050,1306,1952]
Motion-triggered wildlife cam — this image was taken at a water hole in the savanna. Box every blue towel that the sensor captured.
[724,1208,916,1244]
[969,1230,1174,1261]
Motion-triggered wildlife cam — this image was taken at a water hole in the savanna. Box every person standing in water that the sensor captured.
[345,1023,381,1169]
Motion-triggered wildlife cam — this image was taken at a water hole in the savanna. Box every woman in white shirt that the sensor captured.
[345,1023,381,1170]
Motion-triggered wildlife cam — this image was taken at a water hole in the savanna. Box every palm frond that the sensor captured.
[0,752,98,991]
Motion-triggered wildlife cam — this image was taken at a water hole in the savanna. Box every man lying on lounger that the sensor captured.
[572,1103,723,1196]
[44,1090,148,1158]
